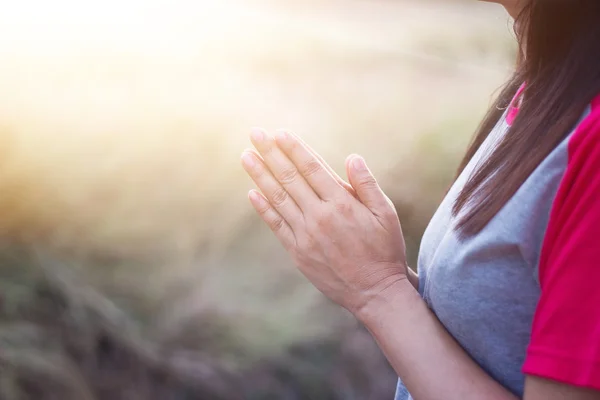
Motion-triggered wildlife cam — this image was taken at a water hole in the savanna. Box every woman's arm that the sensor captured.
[357,278,517,400]
[357,279,600,400]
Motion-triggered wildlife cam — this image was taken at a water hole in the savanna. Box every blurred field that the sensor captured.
[0,0,515,398]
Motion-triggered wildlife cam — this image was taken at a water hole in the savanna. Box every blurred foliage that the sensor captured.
[0,249,395,400]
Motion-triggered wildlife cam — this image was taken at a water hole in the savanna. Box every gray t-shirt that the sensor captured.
[395,106,591,399]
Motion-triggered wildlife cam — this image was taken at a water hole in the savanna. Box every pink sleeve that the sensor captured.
[523,98,600,390]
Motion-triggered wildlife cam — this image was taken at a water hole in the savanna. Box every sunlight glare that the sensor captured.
[0,0,253,54]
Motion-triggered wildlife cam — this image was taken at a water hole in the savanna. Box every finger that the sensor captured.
[274,130,346,201]
[241,150,303,226]
[285,131,357,198]
[346,155,392,218]
[346,156,390,205]
[248,190,296,249]
[249,128,319,209]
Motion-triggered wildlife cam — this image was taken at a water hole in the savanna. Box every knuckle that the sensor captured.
[316,209,334,228]
[357,177,378,191]
[300,159,322,177]
[334,201,352,216]
[256,201,271,215]
[269,216,286,232]
[271,187,290,207]
[277,167,299,185]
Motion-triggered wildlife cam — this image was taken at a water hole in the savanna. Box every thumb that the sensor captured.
[346,155,391,217]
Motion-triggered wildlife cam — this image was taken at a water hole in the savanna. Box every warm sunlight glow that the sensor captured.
[0,0,511,256]
[0,0,252,53]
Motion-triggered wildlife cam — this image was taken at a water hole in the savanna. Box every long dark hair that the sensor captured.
[453,0,600,236]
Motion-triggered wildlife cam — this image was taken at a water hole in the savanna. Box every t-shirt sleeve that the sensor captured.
[523,101,600,390]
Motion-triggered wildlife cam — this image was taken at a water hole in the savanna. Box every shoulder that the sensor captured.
[539,94,600,271]
[547,95,600,212]
[568,95,600,154]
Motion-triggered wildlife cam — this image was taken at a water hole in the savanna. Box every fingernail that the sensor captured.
[251,128,265,142]
[352,156,366,171]
[242,152,256,168]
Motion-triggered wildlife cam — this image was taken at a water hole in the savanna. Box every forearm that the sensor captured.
[357,278,518,400]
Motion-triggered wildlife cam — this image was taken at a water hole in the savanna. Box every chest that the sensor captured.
[418,118,571,395]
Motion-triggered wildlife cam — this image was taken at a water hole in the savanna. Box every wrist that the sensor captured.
[353,274,419,326]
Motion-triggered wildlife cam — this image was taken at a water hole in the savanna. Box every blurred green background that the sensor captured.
[0,0,515,398]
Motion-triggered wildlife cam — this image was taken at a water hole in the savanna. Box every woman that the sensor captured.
[241,0,600,399]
